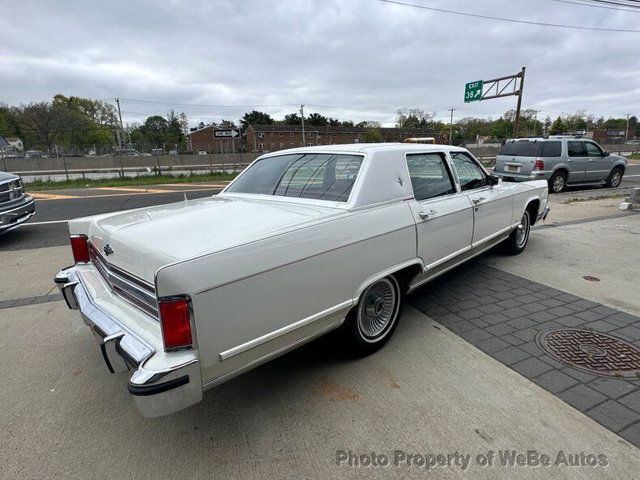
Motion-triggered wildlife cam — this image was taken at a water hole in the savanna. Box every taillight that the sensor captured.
[159,297,193,351]
[533,159,545,171]
[70,235,90,263]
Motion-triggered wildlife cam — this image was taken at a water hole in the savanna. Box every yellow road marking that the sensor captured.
[95,186,170,193]
[28,185,224,201]
[30,192,79,200]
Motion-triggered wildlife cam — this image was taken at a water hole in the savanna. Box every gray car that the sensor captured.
[493,137,627,193]
[0,171,35,234]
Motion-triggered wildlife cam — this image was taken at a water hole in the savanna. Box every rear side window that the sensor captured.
[406,153,455,201]
[568,141,586,157]
[540,141,561,157]
[499,141,541,157]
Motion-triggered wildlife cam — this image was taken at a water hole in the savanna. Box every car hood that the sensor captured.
[70,195,343,282]
[0,171,18,182]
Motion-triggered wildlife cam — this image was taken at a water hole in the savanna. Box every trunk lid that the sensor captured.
[76,195,343,282]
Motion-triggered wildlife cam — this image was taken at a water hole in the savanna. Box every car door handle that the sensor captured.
[419,209,436,220]
[472,197,486,205]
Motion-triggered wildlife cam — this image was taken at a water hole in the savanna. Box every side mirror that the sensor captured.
[603,151,610,157]
[488,174,500,186]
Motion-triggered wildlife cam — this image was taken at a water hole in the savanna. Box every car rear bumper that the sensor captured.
[495,171,550,182]
[54,267,202,417]
[537,207,550,222]
[0,196,35,233]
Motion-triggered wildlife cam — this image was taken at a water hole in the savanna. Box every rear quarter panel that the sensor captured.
[155,201,418,385]
[509,180,548,223]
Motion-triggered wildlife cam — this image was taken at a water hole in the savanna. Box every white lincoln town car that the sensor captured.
[55,144,549,417]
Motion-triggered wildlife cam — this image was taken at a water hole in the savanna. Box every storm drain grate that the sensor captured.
[536,328,640,379]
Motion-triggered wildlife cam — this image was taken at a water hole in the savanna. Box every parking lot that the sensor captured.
[1,183,640,478]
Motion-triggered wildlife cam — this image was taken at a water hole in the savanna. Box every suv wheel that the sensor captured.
[548,171,567,193]
[605,167,623,188]
[342,275,404,356]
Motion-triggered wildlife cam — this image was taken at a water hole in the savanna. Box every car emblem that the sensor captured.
[103,244,114,256]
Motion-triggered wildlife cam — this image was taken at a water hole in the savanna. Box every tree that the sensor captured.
[365,128,384,143]
[341,120,354,127]
[0,104,21,138]
[549,117,566,135]
[284,113,301,125]
[306,112,328,126]
[490,117,513,140]
[355,120,381,128]
[395,107,435,128]
[328,117,340,126]
[240,110,274,131]
[219,119,236,128]
[543,116,552,135]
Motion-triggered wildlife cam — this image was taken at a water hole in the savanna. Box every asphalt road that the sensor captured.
[1,165,638,253]
[0,185,223,251]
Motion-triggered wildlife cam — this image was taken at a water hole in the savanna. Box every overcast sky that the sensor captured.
[1,0,638,127]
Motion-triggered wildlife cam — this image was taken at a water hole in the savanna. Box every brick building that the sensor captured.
[187,125,241,153]
[246,125,441,152]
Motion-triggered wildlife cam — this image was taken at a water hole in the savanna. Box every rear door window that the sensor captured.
[406,153,456,201]
[540,141,561,157]
[568,141,586,157]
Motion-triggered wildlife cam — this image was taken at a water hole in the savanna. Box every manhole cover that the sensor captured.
[536,329,640,379]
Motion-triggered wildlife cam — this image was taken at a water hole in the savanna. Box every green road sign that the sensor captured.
[464,80,483,103]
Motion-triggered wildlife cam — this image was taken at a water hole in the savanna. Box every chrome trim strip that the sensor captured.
[471,223,518,249]
[205,320,342,391]
[219,299,353,361]
[426,245,473,270]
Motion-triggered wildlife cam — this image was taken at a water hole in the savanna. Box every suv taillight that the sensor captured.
[159,297,193,351]
[533,159,545,171]
[70,235,90,263]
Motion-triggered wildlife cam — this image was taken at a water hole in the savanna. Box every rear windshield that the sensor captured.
[226,153,363,202]
[499,141,561,157]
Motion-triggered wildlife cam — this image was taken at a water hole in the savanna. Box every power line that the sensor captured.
[378,0,640,32]
[549,0,640,12]
[119,98,298,109]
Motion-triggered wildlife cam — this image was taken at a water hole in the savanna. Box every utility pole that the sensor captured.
[625,113,630,142]
[513,66,526,139]
[300,104,306,146]
[115,98,125,177]
[449,108,455,145]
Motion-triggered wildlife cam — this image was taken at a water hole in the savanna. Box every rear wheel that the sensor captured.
[504,210,531,255]
[342,275,404,356]
[548,171,567,193]
[605,167,623,188]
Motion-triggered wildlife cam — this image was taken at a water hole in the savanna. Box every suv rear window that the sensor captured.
[499,141,561,157]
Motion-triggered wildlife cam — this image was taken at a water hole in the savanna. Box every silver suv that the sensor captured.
[493,137,627,193]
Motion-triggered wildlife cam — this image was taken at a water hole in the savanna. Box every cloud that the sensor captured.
[1,0,638,126]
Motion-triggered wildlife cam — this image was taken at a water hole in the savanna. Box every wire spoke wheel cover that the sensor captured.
[516,211,530,248]
[536,328,640,378]
[357,277,400,342]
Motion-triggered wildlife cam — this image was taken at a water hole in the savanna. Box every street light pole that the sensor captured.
[449,108,455,145]
[300,104,306,147]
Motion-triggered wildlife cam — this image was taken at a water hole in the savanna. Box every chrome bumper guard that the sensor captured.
[54,268,202,417]
[537,207,550,222]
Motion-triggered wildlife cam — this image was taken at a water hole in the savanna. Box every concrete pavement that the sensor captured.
[1,302,638,479]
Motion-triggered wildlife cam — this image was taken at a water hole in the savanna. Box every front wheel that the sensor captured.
[504,210,531,255]
[342,275,404,356]
[605,167,623,188]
